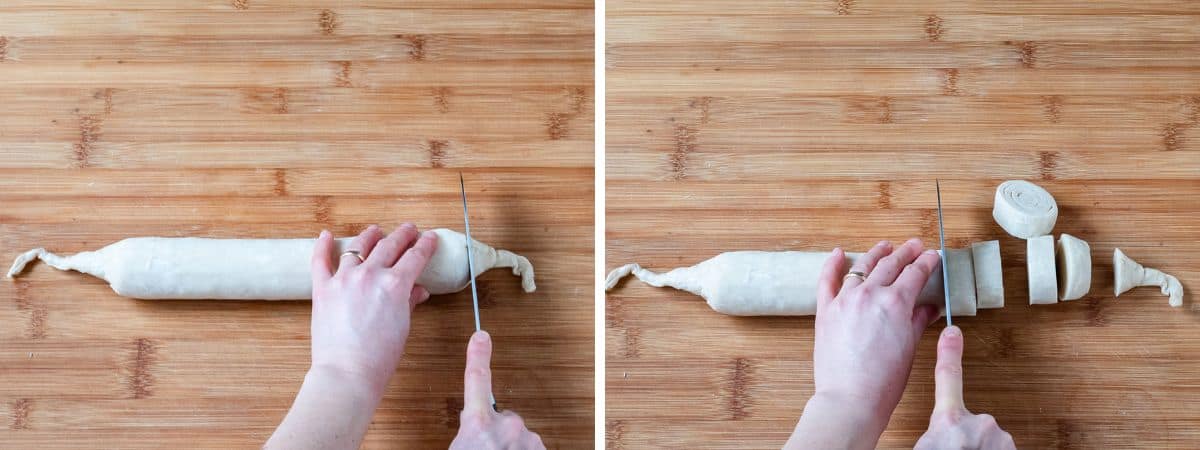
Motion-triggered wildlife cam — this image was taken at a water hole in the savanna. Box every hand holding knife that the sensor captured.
[460,173,497,411]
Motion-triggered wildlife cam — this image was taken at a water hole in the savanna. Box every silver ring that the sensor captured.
[843,271,867,283]
[340,250,365,263]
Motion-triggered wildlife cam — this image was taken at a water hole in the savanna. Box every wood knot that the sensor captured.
[127,338,159,399]
[688,96,713,124]
[924,15,944,42]
[272,168,288,196]
[10,399,31,430]
[396,34,428,61]
[0,36,8,62]
[231,0,248,9]
[724,357,754,420]
[1009,41,1038,68]
[1038,151,1059,180]
[427,140,448,168]
[1042,95,1063,123]
[606,420,626,450]
[546,112,570,140]
[877,181,892,208]
[443,396,463,429]
[272,87,289,114]
[318,9,338,35]
[941,68,960,96]
[333,61,353,87]
[432,87,451,113]
[313,196,333,225]
[622,327,641,358]
[1161,123,1186,152]
[669,124,698,180]
[73,115,102,168]
[835,0,854,15]
[567,86,588,115]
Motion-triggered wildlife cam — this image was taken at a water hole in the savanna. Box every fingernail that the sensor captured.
[319,230,330,238]
[942,326,961,337]
[925,249,939,256]
[368,224,379,231]
[401,222,415,230]
[473,330,490,342]
[878,240,891,247]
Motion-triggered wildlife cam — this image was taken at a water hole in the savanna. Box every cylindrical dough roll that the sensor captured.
[970,240,1004,309]
[605,250,977,317]
[945,248,977,317]
[1026,235,1058,304]
[1056,233,1092,301]
[993,180,1058,239]
[6,228,535,299]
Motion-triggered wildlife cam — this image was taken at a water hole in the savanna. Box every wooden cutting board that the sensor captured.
[607,1,1200,448]
[0,1,593,448]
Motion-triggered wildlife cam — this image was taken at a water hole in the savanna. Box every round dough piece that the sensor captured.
[993,180,1058,239]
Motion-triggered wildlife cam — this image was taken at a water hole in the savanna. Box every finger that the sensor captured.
[868,237,923,286]
[816,248,845,313]
[393,230,439,283]
[933,325,966,414]
[310,230,334,285]
[839,240,893,295]
[524,431,546,450]
[409,285,430,312]
[366,223,419,267]
[340,225,383,270]
[911,304,939,341]
[891,249,942,306]
[463,330,495,415]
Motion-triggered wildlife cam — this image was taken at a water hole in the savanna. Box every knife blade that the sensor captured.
[459,173,496,410]
[935,179,952,326]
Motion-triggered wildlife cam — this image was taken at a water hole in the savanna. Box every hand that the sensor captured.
[309,224,439,392]
[786,239,941,450]
[450,331,545,450]
[915,326,1016,450]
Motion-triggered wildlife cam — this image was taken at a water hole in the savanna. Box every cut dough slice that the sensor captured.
[970,240,1004,309]
[1026,235,1058,305]
[945,248,978,316]
[993,180,1058,239]
[1056,233,1092,301]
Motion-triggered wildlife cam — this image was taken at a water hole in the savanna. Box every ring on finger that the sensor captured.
[843,271,867,283]
[340,249,365,263]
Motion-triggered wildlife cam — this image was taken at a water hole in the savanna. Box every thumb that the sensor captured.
[463,330,494,415]
[933,326,965,414]
[409,285,430,312]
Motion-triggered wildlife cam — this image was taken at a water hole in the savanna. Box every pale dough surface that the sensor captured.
[606,249,976,317]
[1056,233,1092,301]
[970,240,1004,309]
[7,228,535,300]
[1027,235,1058,305]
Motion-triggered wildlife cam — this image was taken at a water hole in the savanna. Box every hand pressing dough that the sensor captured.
[6,228,535,299]
[1026,235,1058,305]
[1056,233,1092,301]
[1114,248,1184,307]
[970,240,1004,309]
[605,249,978,317]
[993,180,1058,239]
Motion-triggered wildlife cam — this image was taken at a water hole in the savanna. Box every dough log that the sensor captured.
[970,240,1004,309]
[606,249,977,317]
[6,228,535,299]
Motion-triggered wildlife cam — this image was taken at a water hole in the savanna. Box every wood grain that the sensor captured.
[0,2,593,449]
[606,1,1200,449]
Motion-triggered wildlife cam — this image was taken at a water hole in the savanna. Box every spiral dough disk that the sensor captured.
[992,180,1058,239]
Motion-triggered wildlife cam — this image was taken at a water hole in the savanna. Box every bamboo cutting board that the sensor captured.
[0,1,593,448]
[607,1,1200,449]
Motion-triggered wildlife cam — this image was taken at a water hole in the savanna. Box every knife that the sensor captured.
[935,179,952,326]
[459,173,497,410]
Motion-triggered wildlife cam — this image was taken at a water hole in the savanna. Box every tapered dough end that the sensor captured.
[1056,233,1092,301]
[7,248,45,278]
[496,249,536,293]
[605,264,640,291]
[970,240,1005,309]
[993,180,1058,239]
[1027,235,1058,305]
[1114,248,1185,307]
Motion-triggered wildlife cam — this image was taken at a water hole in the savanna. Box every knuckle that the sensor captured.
[465,366,490,380]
